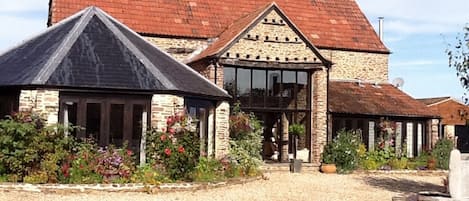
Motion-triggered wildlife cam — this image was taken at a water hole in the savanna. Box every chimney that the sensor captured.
[378,17,384,41]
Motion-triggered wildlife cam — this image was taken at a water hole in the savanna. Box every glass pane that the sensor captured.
[282,71,296,108]
[237,68,251,107]
[223,67,236,98]
[297,71,308,109]
[252,69,266,107]
[86,103,101,141]
[65,102,78,137]
[131,104,144,153]
[267,70,281,107]
[110,104,124,146]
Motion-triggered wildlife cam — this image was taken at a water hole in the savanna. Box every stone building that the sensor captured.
[45,0,439,163]
[0,7,231,160]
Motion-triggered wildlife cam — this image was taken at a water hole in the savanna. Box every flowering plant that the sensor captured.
[146,111,199,180]
[94,144,135,182]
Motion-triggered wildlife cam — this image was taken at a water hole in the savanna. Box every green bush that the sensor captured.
[389,157,408,170]
[288,123,305,137]
[323,129,361,173]
[0,112,75,182]
[130,164,170,185]
[360,158,380,170]
[228,110,263,176]
[191,157,224,182]
[145,112,199,180]
[431,138,454,170]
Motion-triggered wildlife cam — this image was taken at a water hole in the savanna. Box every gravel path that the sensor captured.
[0,172,446,201]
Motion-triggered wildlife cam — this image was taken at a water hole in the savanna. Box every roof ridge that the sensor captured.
[93,7,176,90]
[94,7,229,96]
[32,7,95,84]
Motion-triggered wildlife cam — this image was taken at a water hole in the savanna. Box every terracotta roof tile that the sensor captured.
[49,0,389,53]
[419,97,469,125]
[329,81,439,118]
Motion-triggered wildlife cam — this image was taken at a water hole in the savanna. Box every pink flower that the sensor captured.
[160,134,167,141]
[166,116,175,126]
[178,146,185,153]
[168,128,176,134]
[164,148,171,156]
[126,150,132,156]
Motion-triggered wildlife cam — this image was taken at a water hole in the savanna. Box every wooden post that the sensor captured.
[140,110,148,166]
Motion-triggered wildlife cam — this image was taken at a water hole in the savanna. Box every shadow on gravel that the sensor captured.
[361,176,445,193]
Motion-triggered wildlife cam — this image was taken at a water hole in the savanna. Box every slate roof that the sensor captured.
[0,6,230,99]
[48,0,390,54]
[329,81,439,118]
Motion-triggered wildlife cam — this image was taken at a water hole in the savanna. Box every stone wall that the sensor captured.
[221,10,319,63]
[144,37,209,62]
[215,101,230,158]
[311,68,328,163]
[320,49,389,83]
[150,94,185,130]
[19,89,59,124]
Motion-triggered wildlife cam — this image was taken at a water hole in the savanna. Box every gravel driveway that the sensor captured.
[0,172,446,201]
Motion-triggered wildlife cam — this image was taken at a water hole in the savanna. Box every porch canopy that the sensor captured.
[0,6,229,100]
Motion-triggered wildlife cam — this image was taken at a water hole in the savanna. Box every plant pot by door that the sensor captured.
[320,163,337,174]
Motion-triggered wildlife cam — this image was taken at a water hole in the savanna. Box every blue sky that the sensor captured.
[0,0,468,100]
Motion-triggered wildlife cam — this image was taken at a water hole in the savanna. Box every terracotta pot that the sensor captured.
[427,159,436,170]
[320,163,337,174]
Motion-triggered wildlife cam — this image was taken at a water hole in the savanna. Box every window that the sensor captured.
[222,67,310,111]
[60,93,150,152]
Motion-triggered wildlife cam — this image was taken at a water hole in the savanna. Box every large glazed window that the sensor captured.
[223,67,310,111]
[59,93,150,151]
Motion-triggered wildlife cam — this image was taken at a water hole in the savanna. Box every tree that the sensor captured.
[447,26,469,103]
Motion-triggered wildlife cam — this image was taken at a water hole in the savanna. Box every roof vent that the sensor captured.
[372,82,381,88]
[356,79,364,87]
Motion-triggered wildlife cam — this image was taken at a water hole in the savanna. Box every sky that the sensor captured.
[0,0,469,100]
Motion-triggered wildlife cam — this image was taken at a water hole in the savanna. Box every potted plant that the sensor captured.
[288,123,305,173]
[320,143,337,173]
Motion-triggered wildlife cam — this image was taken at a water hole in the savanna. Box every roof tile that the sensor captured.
[50,0,389,53]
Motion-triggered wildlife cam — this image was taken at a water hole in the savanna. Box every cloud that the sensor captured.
[0,1,49,51]
[356,0,469,35]
[392,60,437,67]
[0,0,48,12]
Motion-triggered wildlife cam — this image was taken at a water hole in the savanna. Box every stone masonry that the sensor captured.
[320,49,389,83]
[150,94,185,130]
[311,68,328,163]
[222,10,319,63]
[215,101,230,158]
[19,89,59,125]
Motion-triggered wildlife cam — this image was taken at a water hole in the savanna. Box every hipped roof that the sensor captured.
[0,6,230,99]
[329,81,439,118]
[48,0,390,54]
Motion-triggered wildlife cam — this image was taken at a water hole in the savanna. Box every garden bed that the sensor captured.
[0,176,262,193]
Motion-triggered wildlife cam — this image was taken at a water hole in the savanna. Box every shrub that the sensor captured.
[323,129,361,173]
[389,157,408,170]
[95,144,135,183]
[431,138,454,170]
[191,157,225,182]
[360,158,380,170]
[130,164,170,185]
[0,112,75,182]
[288,123,305,137]
[63,139,102,184]
[145,112,199,180]
[228,110,263,176]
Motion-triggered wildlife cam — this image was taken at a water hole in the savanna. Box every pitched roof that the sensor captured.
[188,2,330,65]
[48,0,389,54]
[417,97,452,106]
[418,97,469,125]
[0,6,229,99]
[329,81,439,118]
